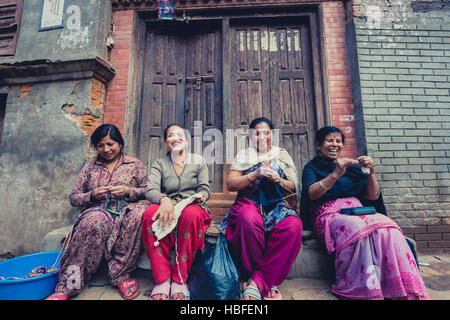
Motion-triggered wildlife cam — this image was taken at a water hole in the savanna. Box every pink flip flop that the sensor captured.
[119,278,140,300]
[170,281,190,300]
[44,293,69,300]
[150,281,171,300]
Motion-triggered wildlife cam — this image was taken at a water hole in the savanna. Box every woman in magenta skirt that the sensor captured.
[219,117,302,300]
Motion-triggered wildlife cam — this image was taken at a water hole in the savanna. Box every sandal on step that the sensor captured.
[119,278,140,300]
[242,282,261,300]
[150,280,171,300]
[170,281,190,300]
[263,286,282,300]
[44,293,69,300]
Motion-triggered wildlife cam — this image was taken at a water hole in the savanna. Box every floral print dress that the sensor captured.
[55,154,148,296]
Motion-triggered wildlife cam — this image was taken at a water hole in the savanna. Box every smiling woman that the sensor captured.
[299,126,429,300]
[220,117,302,301]
[142,123,212,300]
[45,124,148,300]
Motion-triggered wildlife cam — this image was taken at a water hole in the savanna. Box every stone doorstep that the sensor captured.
[40,222,331,280]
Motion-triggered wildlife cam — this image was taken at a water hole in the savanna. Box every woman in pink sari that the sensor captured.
[300,126,429,300]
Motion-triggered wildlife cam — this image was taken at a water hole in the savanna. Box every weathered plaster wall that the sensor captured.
[1,0,111,64]
[0,0,112,256]
[0,80,98,255]
[354,0,450,253]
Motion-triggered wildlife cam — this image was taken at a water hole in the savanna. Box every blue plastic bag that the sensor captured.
[187,232,240,300]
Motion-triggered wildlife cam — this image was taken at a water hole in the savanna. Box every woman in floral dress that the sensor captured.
[46,124,148,300]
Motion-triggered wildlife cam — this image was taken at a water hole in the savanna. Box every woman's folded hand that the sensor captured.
[153,197,175,228]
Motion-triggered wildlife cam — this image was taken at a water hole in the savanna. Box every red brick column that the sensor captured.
[322,1,358,158]
[104,9,135,134]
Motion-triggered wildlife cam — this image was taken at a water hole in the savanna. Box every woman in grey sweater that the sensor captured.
[142,124,211,300]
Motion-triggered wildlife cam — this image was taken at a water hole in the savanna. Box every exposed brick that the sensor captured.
[402,226,427,234]
[428,241,450,248]
[414,233,442,241]
[323,1,357,158]
[427,225,450,233]
[415,240,428,249]
[104,9,135,133]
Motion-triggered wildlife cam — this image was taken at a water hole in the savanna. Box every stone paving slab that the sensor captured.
[69,254,450,300]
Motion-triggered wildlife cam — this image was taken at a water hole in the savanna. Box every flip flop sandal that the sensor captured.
[44,293,69,300]
[119,279,140,300]
[150,280,171,300]
[170,281,190,300]
[263,286,282,300]
[242,282,261,300]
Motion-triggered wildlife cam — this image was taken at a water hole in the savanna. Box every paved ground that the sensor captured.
[69,253,450,300]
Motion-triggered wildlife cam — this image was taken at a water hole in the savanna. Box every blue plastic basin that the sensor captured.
[0,252,61,300]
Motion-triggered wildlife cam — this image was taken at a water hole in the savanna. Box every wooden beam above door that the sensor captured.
[111,0,337,11]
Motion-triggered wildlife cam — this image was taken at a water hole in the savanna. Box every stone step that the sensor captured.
[41,222,331,280]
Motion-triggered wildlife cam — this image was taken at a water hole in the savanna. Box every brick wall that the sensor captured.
[354,0,450,253]
[62,77,106,157]
[104,9,135,134]
[323,1,358,158]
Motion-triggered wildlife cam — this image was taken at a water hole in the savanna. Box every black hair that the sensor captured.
[315,126,345,145]
[249,117,274,130]
[163,123,183,140]
[90,124,125,150]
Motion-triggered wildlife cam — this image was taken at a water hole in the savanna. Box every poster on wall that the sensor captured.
[39,0,66,31]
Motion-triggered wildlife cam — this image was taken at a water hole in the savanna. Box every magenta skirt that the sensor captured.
[313,197,429,300]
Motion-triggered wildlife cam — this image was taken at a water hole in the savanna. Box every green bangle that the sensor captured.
[319,180,330,191]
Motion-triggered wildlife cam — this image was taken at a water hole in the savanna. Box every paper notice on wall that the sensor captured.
[39,0,66,31]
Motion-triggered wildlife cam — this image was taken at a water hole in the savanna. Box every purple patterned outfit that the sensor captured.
[54,154,148,296]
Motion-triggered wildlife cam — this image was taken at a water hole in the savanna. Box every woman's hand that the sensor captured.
[91,187,109,200]
[261,168,282,184]
[357,156,376,174]
[153,197,175,228]
[108,185,131,198]
[333,158,358,178]
[193,192,207,204]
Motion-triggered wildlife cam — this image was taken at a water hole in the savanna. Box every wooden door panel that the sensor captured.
[138,30,185,171]
[184,27,223,193]
[230,20,316,188]
[231,26,271,129]
[269,24,315,179]
[139,22,223,194]
[137,18,318,220]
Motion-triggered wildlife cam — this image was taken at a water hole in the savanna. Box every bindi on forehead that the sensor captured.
[326,133,342,140]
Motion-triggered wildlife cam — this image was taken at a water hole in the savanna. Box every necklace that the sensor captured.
[173,160,186,168]
[172,153,187,168]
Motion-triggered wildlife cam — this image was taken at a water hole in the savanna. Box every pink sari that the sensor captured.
[313,197,429,300]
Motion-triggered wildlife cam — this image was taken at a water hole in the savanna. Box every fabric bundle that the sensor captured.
[152,193,203,246]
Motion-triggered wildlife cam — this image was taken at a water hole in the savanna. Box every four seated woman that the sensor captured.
[300,126,429,300]
[46,122,430,300]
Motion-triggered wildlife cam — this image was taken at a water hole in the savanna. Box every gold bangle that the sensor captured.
[319,180,330,191]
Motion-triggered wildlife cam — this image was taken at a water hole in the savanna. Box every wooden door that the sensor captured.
[137,21,223,193]
[229,18,316,178]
